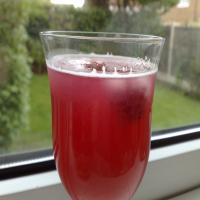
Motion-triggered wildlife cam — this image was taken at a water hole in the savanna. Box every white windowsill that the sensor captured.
[169,187,200,200]
[1,139,200,200]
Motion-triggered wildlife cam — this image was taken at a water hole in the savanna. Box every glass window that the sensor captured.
[0,0,200,155]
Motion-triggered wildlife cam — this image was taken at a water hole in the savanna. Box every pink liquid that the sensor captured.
[48,55,156,200]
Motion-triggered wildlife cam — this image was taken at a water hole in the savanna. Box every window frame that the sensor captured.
[0,123,200,181]
[1,133,200,199]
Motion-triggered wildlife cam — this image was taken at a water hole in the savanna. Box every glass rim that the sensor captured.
[40,31,165,43]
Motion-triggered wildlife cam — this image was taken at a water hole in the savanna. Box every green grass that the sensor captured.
[10,75,51,152]
[152,83,200,130]
[29,75,51,134]
[9,75,200,152]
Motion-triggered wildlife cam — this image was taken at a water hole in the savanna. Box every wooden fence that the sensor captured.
[158,25,200,92]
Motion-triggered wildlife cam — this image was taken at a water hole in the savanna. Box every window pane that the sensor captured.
[0,0,200,155]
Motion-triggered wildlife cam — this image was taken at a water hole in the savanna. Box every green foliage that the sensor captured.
[26,0,177,74]
[26,1,50,73]
[26,4,110,73]
[139,0,178,8]
[72,7,111,31]
[85,0,108,9]
[178,59,200,97]
[27,14,49,39]
[27,39,47,74]
[49,5,111,31]
[49,5,77,30]
[105,3,164,35]
[0,0,31,149]
[85,0,179,12]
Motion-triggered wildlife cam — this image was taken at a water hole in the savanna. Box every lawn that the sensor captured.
[10,75,51,152]
[152,83,200,130]
[10,75,200,152]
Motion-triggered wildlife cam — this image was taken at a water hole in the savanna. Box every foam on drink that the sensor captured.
[47,54,157,78]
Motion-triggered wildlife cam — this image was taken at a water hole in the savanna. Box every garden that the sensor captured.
[9,75,200,152]
[1,0,200,153]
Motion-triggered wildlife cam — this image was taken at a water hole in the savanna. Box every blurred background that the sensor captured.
[0,0,200,154]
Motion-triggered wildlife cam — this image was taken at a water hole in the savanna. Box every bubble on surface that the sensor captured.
[47,54,157,78]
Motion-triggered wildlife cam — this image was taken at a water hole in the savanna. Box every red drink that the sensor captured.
[48,55,156,200]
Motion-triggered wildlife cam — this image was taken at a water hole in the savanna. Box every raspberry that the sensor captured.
[84,61,105,73]
[113,88,147,120]
[84,63,93,72]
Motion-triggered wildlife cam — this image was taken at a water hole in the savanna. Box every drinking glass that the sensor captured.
[40,31,164,200]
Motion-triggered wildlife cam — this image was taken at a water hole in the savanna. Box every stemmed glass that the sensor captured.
[40,31,164,200]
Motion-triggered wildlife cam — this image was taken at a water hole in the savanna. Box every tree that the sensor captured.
[26,0,50,74]
[84,0,179,36]
[105,2,164,35]
[0,0,31,150]
[85,0,179,12]
[85,0,108,8]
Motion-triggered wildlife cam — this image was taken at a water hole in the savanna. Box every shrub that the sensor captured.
[48,5,76,30]
[26,3,164,74]
[26,2,50,74]
[178,59,200,97]
[49,5,111,31]
[105,3,164,35]
[26,5,111,73]
[0,1,31,150]
[72,7,111,31]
